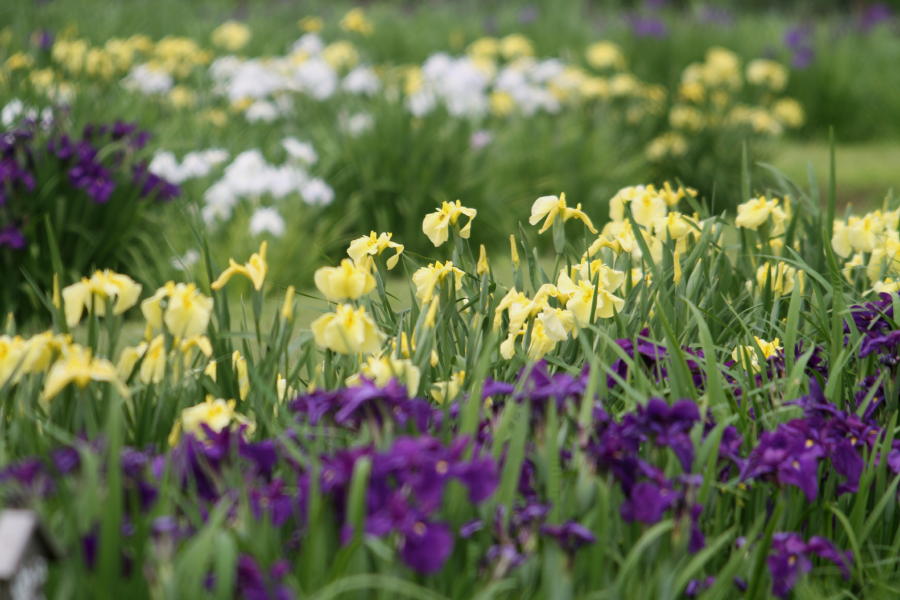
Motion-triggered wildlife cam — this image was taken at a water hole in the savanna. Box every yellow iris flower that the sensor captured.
[422,200,477,247]
[211,241,268,291]
[62,269,142,328]
[735,196,786,231]
[477,244,490,275]
[314,258,376,302]
[346,355,421,393]
[347,231,405,270]
[311,304,384,355]
[42,344,129,401]
[431,371,465,404]
[142,282,214,340]
[755,262,804,296]
[412,261,465,304]
[732,337,782,372]
[529,193,597,235]
[169,397,251,445]
[139,335,167,384]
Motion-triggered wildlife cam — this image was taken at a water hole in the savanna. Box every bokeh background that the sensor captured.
[3,0,900,316]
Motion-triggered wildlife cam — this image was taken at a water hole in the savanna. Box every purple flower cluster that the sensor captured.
[1,422,498,580]
[586,398,704,546]
[50,121,167,204]
[850,293,900,366]
[460,502,595,577]
[322,435,498,572]
[290,378,440,433]
[0,130,37,248]
[687,530,851,599]
[743,379,896,500]
[6,327,897,598]
[1,115,179,256]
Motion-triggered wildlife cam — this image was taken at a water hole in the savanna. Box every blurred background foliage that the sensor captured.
[2,0,900,318]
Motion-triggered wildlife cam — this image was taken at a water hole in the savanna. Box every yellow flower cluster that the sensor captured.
[346,354,421,392]
[648,47,802,161]
[314,259,375,302]
[0,329,127,402]
[169,397,252,445]
[211,21,251,51]
[459,36,664,116]
[493,260,625,360]
[589,183,701,274]
[0,32,210,105]
[746,59,788,92]
[3,244,305,445]
[585,41,627,71]
[48,33,209,80]
[340,8,374,36]
[467,34,535,61]
[0,331,70,389]
[833,207,900,291]
[312,238,386,355]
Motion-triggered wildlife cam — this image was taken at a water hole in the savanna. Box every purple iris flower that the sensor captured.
[320,435,497,573]
[236,555,295,600]
[767,533,851,597]
[0,458,47,491]
[620,480,677,524]
[859,329,900,359]
[111,120,138,140]
[629,397,700,471]
[0,225,26,249]
[607,331,669,388]
[684,576,715,597]
[482,378,515,398]
[888,448,900,474]
[518,361,586,408]
[399,520,453,573]
[848,293,896,341]
[151,516,180,537]
[291,379,439,432]
[132,163,181,202]
[0,157,36,192]
[240,439,279,478]
[249,479,295,527]
[741,427,824,501]
[540,521,596,553]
